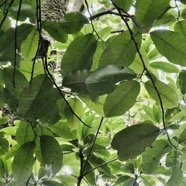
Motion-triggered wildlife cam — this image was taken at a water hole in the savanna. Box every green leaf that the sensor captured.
[113,0,133,12]
[0,137,9,156]
[151,30,186,66]
[145,80,179,109]
[43,21,68,43]
[39,135,63,178]
[104,80,140,117]
[142,140,170,174]
[99,31,142,67]
[135,0,170,31]
[174,20,186,37]
[181,0,186,4]
[17,74,60,124]
[59,12,89,34]
[111,123,160,161]
[12,141,36,185]
[21,27,39,59]
[178,127,186,145]
[150,61,179,73]
[114,176,135,186]
[167,152,183,186]
[86,65,136,95]
[61,34,97,76]
[16,121,35,145]
[63,69,90,93]
[178,70,186,94]
[0,158,5,178]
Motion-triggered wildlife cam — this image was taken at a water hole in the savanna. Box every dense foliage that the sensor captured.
[1,0,186,185]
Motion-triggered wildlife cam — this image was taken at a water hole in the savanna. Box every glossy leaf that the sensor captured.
[113,0,133,12]
[59,12,88,34]
[178,70,186,94]
[12,141,36,185]
[111,124,160,161]
[21,27,39,59]
[142,140,170,174]
[151,30,186,66]
[104,80,140,117]
[145,80,179,109]
[150,61,179,73]
[99,31,142,67]
[39,135,63,178]
[135,0,170,31]
[61,34,97,76]
[86,65,136,95]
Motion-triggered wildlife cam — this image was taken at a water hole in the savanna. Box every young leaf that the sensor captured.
[39,135,63,178]
[61,34,97,76]
[104,80,140,117]
[145,80,179,109]
[135,0,170,31]
[86,65,136,95]
[99,31,142,67]
[59,12,89,34]
[12,141,36,185]
[21,27,39,59]
[142,140,170,174]
[151,30,186,66]
[111,123,160,161]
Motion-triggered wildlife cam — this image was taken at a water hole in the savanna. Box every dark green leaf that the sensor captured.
[61,34,97,76]
[63,69,90,93]
[145,80,179,109]
[43,21,68,43]
[113,0,133,12]
[0,137,9,156]
[21,28,39,59]
[39,135,63,178]
[111,123,160,161]
[16,121,35,145]
[59,12,88,34]
[151,30,186,66]
[99,31,142,67]
[178,70,186,94]
[135,0,170,31]
[12,141,36,185]
[0,158,5,177]
[142,140,170,174]
[86,65,136,95]
[104,80,140,117]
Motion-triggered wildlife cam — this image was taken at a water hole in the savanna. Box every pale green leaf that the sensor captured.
[150,61,179,73]
[12,141,35,185]
[111,123,160,161]
[142,140,170,174]
[61,34,97,76]
[86,65,136,95]
[151,30,186,66]
[145,80,179,109]
[40,135,63,178]
[135,0,170,31]
[21,28,39,59]
[178,70,186,94]
[104,80,140,117]
[99,31,142,67]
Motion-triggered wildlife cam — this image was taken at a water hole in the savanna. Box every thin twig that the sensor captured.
[111,0,176,148]
[82,158,117,177]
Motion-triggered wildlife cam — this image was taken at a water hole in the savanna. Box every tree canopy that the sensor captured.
[1,0,186,185]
